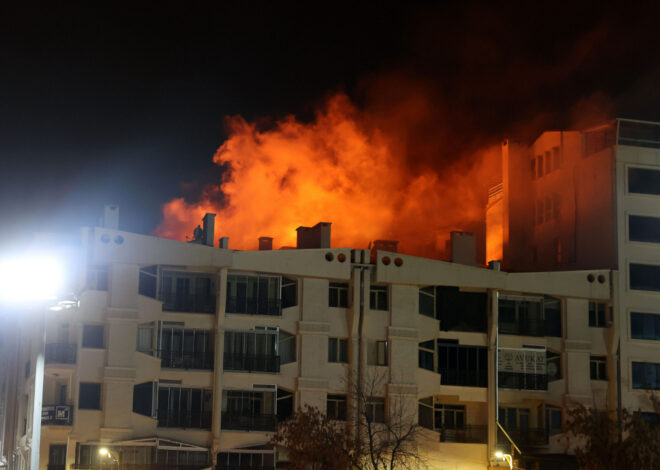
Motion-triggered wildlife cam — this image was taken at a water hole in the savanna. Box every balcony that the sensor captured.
[160,292,216,314]
[225,296,281,316]
[223,354,280,373]
[159,350,214,370]
[157,410,212,429]
[438,425,488,444]
[220,413,277,432]
[439,368,488,388]
[498,427,548,449]
[499,317,545,337]
[42,404,73,426]
[498,372,548,391]
[45,343,76,364]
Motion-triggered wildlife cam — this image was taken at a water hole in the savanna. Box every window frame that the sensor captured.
[82,324,105,349]
[590,355,608,381]
[589,301,608,327]
[327,394,347,421]
[328,337,349,363]
[329,282,349,308]
[369,284,389,311]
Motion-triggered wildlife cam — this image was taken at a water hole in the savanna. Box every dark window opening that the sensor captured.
[329,282,349,308]
[590,356,607,381]
[629,167,660,195]
[632,362,660,390]
[79,383,101,410]
[328,337,348,363]
[327,394,347,421]
[82,325,104,349]
[631,312,660,341]
[370,285,388,310]
[133,382,154,417]
[436,286,487,333]
[630,263,660,292]
[629,215,660,243]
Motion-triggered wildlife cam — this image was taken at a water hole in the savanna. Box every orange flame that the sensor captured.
[155,93,501,258]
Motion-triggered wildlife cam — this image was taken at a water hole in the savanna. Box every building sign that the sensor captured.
[498,347,546,375]
[42,405,72,425]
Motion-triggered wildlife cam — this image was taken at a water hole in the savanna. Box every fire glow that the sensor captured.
[155,94,501,258]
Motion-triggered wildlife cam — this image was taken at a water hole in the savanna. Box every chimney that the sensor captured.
[450,231,478,266]
[100,205,119,230]
[202,213,215,247]
[296,222,331,249]
[259,236,273,251]
[219,237,230,249]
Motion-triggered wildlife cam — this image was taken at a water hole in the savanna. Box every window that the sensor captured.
[329,282,349,308]
[537,155,544,178]
[87,265,108,291]
[158,387,213,428]
[217,451,274,470]
[82,325,104,348]
[632,362,660,390]
[552,146,561,170]
[590,356,607,381]
[49,445,67,467]
[79,383,101,410]
[418,399,467,432]
[437,342,488,387]
[498,407,530,430]
[139,265,158,298]
[419,286,435,317]
[370,285,388,310]
[161,271,216,314]
[277,388,294,422]
[282,277,297,309]
[629,215,660,243]
[544,404,562,435]
[419,340,435,371]
[365,397,385,423]
[224,329,277,372]
[630,263,660,292]
[328,337,348,363]
[619,120,660,149]
[368,341,388,366]
[132,382,155,417]
[545,297,562,337]
[629,167,660,195]
[436,286,487,332]
[547,351,561,381]
[545,150,552,174]
[531,158,536,179]
[589,302,607,327]
[499,296,545,336]
[226,273,281,316]
[631,312,660,341]
[498,347,548,391]
[222,389,276,431]
[279,330,296,364]
[137,322,154,355]
[159,324,214,370]
[327,394,347,420]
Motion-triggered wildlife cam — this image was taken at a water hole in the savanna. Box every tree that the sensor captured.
[272,374,424,470]
[565,398,660,470]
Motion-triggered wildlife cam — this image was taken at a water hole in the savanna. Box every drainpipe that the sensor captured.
[487,288,499,466]
[356,265,366,444]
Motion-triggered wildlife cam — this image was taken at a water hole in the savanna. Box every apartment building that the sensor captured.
[0,208,617,470]
[488,118,660,418]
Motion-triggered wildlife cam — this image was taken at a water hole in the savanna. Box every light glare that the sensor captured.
[0,252,64,305]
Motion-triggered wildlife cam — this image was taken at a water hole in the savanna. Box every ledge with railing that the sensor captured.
[158,350,214,370]
[42,404,73,426]
[438,425,488,444]
[45,343,77,364]
[498,372,548,391]
[498,426,548,449]
[220,413,277,432]
[225,297,282,316]
[223,354,280,373]
[72,465,209,470]
[160,292,216,314]
[157,410,212,429]
[439,368,488,388]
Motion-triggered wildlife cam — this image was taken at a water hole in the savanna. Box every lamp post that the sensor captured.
[0,251,71,470]
[99,447,120,467]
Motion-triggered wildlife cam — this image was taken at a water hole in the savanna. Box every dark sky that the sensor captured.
[2,2,660,243]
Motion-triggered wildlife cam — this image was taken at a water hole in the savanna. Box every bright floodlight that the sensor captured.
[99,448,109,456]
[0,252,64,305]
[495,451,504,459]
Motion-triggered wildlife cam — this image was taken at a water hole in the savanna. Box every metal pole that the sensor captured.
[29,308,46,470]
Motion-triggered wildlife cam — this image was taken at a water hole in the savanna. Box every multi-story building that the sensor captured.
[1,118,658,470]
[488,117,660,418]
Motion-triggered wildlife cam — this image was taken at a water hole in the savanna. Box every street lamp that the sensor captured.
[99,447,120,467]
[494,450,513,470]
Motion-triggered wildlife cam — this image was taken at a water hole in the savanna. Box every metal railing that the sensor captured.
[225,296,282,316]
[438,425,488,444]
[42,404,73,425]
[45,343,77,364]
[498,426,548,448]
[439,369,488,388]
[157,410,212,429]
[220,413,277,432]
[499,316,545,337]
[498,372,548,391]
[158,350,214,370]
[618,119,660,149]
[160,292,216,314]
[72,465,210,470]
[223,354,280,373]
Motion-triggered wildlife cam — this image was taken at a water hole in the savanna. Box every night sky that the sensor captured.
[2,2,660,244]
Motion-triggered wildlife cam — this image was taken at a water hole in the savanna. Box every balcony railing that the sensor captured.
[47,465,66,470]
[45,343,77,364]
[221,413,277,432]
[72,465,209,470]
[160,292,216,314]
[42,404,73,426]
[499,317,545,337]
[158,350,214,370]
[225,296,282,316]
[223,354,280,373]
[439,368,488,388]
[498,372,548,391]
[498,427,548,448]
[438,425,488,444]
[157,410,212,429]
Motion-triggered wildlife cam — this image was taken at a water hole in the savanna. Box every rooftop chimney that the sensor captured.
[202,213,215,247]
[450,231,478,266]
[296,222,331,249]
[219,237,230,249]
[259,236,273,251]
[100,205,119,230]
